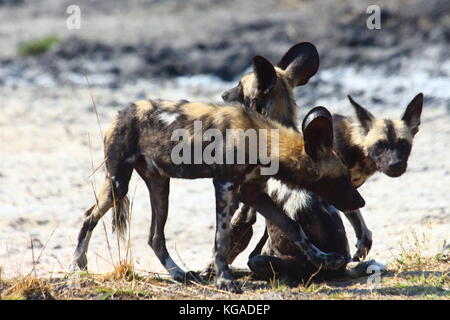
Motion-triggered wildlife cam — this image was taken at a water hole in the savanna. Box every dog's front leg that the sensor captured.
[240,183,347,270]
[200,203,256,279]
[227,204,257,262]
[212,179,242,293]
[343,209,372,261]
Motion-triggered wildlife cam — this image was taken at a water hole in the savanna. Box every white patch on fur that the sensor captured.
[261,238,274,256]
[267,178,312,220]
[158,112,179,126]
[74,231,92,257]
[111,176,120,190]
[393,120,413,142]
[283,189,312,219]
[144,156,167,176]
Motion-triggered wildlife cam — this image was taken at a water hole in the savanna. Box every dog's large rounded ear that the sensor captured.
[252,56,277,95]
[302,106,334,161]
[277,42,319,87]
[348,95,375,133]
[402,93,423,136]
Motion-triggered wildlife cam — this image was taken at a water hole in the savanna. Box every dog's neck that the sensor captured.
[263,72,298,130]
[273,129,321,189]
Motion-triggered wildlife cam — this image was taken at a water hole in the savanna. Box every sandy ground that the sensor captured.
[0,74,448,279]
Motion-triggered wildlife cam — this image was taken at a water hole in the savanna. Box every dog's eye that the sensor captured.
[397,139,410,150]
[372,141,387,155]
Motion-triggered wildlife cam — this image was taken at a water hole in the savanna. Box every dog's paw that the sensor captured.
[322,252,347,270]
[215,277,242,294]
[352,234,373,261]
[185,271,205,284]
[172,270,205,284]
[199,262,215,280]
[172,270,188,283]
[345,259,386,278]
[69,256,88,272]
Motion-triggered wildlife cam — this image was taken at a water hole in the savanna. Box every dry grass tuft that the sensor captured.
[392,230,431,272]
[2,274,54,300]
[103,262,140,282]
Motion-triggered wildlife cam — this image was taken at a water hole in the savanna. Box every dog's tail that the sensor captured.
[112,196,130,239]
[104,105,139,239]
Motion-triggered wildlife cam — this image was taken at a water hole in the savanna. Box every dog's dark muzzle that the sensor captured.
[222,87,242,103]
[385,161,407,177]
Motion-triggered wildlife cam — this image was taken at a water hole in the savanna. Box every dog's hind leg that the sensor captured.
[71,145,134,271]
[248,254,314,284]
[240,183,347,270]
[142,173,192,282]
[71,175,130,271]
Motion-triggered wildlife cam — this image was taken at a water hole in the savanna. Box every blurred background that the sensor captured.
[0,0,449,278]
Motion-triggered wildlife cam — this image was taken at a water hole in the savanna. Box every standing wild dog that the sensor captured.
[71,97,365,293]
[199,42,321,271]
[216,42,423,282]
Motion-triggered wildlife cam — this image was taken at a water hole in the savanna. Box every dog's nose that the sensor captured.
[356,193,365,208]
[387,160,406,177]
[388,160,403,170]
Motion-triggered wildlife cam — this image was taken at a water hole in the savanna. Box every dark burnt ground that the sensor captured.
[1,0,449,86]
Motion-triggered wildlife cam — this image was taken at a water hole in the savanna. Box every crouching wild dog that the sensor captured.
[71,97,365,293]
[219,42,423,283]
[248,93,423,283]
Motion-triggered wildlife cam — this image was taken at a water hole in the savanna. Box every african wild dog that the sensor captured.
[70,97,365,293]
[199,42,321,272]
[213,42,423,282]
[248,94,423,283]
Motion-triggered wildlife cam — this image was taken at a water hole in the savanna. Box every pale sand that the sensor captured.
[0,81,448,279]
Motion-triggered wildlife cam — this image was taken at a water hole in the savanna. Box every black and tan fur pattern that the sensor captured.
[222,42,319,129]
[71,97,365,293]
[250,94,423,283]
[216,42,423,283]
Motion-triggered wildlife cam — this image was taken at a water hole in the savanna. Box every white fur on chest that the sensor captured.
[266,178,312,220]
